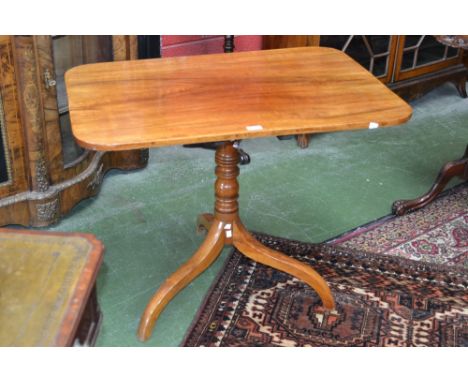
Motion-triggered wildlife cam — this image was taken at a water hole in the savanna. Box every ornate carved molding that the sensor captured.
[36,198,59,222]
[0,151,105,208]
[1,36,148,227]
[35,154,49,192]
[87,163,103,191]
[112,36,138,61]
[13,37,50,192]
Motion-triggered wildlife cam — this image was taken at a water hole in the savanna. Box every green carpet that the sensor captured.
[42,83,467,346]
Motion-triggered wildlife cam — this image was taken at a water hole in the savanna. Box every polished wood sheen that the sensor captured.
[137,142,336,341]
[66,47,412,342]
[66,47,412,151]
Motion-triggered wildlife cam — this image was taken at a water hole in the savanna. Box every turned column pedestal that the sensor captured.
[65,46,412,342]
[137,142,335,341]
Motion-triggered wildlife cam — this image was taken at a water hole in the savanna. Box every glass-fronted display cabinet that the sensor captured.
[399,35,458,70]
[318,35,465,88]
[264,35,466,148]
[319,36,398,82]
[52,36,114,164]
[0,35,147,227]
[394,35,462,82]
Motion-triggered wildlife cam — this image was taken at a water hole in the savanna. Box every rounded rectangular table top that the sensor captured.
[65,47,412,151]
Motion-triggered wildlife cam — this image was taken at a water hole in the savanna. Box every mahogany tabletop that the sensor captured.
[65,47,412,151]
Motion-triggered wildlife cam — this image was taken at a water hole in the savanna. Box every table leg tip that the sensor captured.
[137,327,150,342]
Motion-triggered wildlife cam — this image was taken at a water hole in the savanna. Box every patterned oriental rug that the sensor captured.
[182,183,468,346]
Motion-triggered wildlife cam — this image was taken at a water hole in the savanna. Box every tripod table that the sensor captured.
[65,47,412,341]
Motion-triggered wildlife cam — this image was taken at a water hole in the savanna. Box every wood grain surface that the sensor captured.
[65,47,412,151]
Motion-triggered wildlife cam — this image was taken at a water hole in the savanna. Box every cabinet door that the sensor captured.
[393,35,462,81]
[319,35,398,83]
[35,36,114,183]
[0,36,28,198]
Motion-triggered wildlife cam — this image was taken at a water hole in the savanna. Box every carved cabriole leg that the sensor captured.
[138,141,334,341]
[392,144,468,216]
[454,76,467,98]
[137,219,226,341]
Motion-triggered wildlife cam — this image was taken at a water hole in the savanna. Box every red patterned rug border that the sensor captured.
[328,181,467,246]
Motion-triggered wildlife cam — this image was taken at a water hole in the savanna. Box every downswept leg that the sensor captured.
[232,218,335,310]
[138,219,226,341]
[196,213,214,233]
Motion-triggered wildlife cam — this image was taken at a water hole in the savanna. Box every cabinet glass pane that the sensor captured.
[401,49,416,70]
[319,35,349,51]
[401,35,459,72]
[320,35,391,78]
[446,46,458,58]
[367,35,391,54]
[416,36,446,66]
[373,56,389,77]
[345,36,371,69]
[52,36,113,164]
[404,35,422,48]
[0,95,11,185]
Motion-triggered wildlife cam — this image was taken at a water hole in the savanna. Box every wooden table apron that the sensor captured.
[65,47,412,341]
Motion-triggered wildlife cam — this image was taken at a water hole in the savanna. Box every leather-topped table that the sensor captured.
[0,229,103,346]
[65,47,412,341]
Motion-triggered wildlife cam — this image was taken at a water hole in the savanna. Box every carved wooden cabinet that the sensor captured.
[0,35,148,227]
[389,35,466,99]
